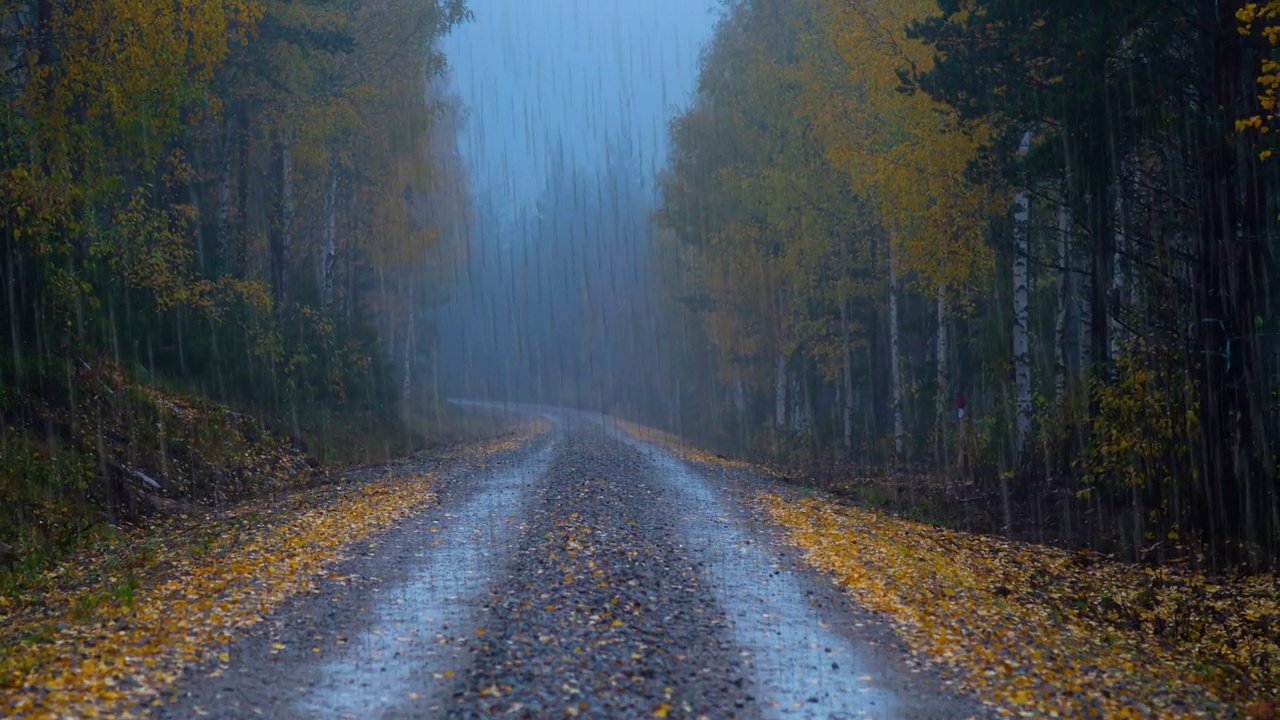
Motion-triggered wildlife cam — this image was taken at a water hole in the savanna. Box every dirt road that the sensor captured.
[159,407,986,719]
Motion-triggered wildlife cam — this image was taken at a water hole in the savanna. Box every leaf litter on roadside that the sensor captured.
[616,420,762,471]
[755,493,1280,719]
[0,430,542,720]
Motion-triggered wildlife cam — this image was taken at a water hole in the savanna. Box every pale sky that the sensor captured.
[440,0,722,219]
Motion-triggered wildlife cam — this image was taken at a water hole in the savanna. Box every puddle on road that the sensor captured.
[293,446,552,719]
[641,444,898,720]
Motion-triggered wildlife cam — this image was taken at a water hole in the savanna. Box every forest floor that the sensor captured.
[753,491,1279,719]
[622,420,1280,718]
[0,419,542,719]
[0,406,1275,719]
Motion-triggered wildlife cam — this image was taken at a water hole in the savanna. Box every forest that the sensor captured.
[647,0,1280,570]
[0,0,472,571]
[5,0,1280,591]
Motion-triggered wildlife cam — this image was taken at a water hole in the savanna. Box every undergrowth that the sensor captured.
[0,356,505,603]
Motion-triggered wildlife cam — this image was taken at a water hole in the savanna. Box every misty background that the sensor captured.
[432,0,720,414]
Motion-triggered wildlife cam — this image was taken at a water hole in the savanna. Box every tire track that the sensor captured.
[449,435,754,719]
[157,440,552,720]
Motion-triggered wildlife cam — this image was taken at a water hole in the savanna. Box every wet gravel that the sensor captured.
[448,435,752,719]
[155,411,992,720]
[154,437,553,720]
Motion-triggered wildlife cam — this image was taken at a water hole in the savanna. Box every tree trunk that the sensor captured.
[733,374,747,446]
[321,166,338,309]
[789,368,810,434]
[234,101,251,279]
[934,284,949,470]
[36,0,54,73]
[401,285,415,418]
[1089,181,1115,382]
[802,368,816,456]
[790,369,799,433]
[1013,129,1033,480]
[1110,181,1127,361]
[1054,186,1071,406]
[281,139,294,298]
[1079,258,1092,379]
[215,116,234,266]
[888,242,905,463]
[268,135,293,305]
[4,222,21,383]
[1192,0,1269,562]
[774,350,787,434]
[840,298,855,458]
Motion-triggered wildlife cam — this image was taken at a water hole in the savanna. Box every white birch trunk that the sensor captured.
[321,169,338,309]
[790,370,811,433]
[888,244,905,461]
[1110,185,1126,362]
[215,119,234,261]
[1054,188,1071,406]
[1013,129,1033,476]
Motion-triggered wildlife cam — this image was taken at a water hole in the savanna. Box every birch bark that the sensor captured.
[321,167,338,309]
[1013,129,1033,476]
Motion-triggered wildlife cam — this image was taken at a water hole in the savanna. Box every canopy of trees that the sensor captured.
[0,0,471,556]
[653,0,1280,569]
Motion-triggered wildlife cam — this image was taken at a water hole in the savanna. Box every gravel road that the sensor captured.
[157,407,989,719]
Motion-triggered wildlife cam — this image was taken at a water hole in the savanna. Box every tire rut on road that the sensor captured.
[448,434,754,719]
[155,438,553,720]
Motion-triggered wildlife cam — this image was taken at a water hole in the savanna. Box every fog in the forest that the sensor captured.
[433,0,720,413]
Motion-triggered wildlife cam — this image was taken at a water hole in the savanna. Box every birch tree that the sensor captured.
[1012,129,1033,480]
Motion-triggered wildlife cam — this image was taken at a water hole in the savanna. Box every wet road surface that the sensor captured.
[159,406,988,719]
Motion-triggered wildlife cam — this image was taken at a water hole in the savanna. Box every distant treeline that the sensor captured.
[435,138,668,418]
[0,1,470,555]
[651,0,1280,569]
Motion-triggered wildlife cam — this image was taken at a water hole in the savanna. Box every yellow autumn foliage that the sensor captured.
[1239,3,1280,140]
[807,0,1001,300]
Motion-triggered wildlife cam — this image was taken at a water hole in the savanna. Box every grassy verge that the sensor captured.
[0,361,318,598]
[614,419,762,471]
[0,422,544,719]
[284,401,517,469]
[756,492,1279,719]
[0,358,515,603]
[623,417,1280,716]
